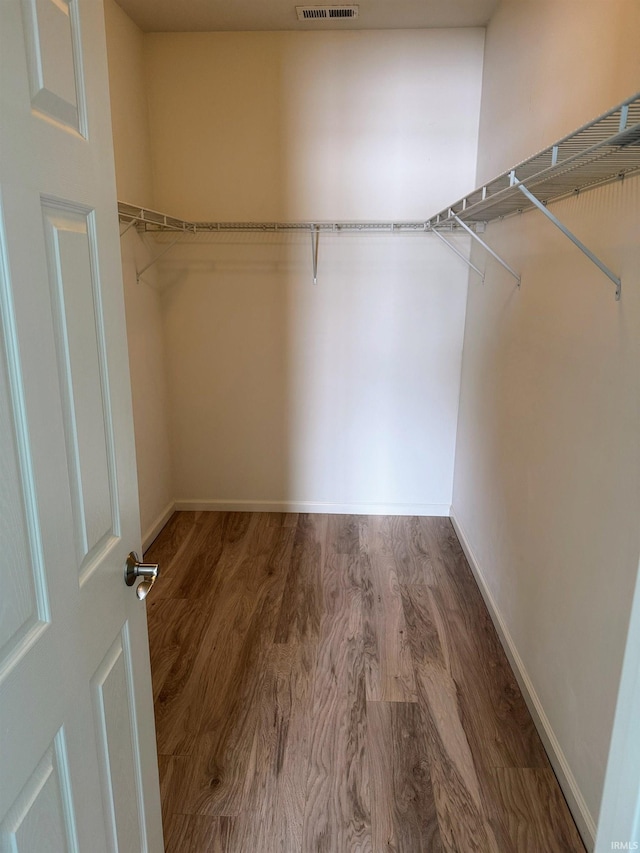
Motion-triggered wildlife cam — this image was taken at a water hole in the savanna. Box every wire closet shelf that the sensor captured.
[430,92,640,228]
[118,92,639,295]
[118,93,640,236]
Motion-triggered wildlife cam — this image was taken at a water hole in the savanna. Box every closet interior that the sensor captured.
[104,1,640,848]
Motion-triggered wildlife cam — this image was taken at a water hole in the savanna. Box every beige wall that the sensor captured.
[160,231,471,512]
[118,230,174,544]
[103,0,155,207]
[144,30,484,221]
[104,0,173,544]
[143,30,485,511]
[452,1,640,844]
[475,0,640,184]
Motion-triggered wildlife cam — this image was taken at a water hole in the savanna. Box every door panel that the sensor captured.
[0,225,50,681]
[0,0,163,848]
[92,625,147,853]
[0,729,79,853]
[20,0,86,134]
[42,199,118,573]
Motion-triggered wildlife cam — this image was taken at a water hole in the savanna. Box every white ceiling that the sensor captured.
[114,0,500,33]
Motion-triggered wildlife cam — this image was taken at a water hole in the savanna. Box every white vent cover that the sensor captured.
[296,5,359,20]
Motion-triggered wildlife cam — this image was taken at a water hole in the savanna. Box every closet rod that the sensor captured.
[117,204,453,235]
[117,202,486,283]
[189,221,435,232]
[117,202,497,284]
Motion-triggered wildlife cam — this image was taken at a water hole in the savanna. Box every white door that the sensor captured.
[595,555,640,851]
[0,0,163,851]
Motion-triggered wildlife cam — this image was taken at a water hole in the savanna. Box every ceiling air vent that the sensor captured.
[296,5,359,21]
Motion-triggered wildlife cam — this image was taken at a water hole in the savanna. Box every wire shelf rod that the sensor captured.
[118,206,441,235]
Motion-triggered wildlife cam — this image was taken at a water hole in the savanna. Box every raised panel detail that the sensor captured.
[92,626,144,853]
[20,0,86,134]
[42,199,118,577]
[0,322,43,674]
[0,729,78,853]
[0,198,49,683]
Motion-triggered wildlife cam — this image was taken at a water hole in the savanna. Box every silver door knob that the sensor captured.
[125,552,160,600]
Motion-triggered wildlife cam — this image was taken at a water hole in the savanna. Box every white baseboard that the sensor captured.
[142,501,176,552]
[449,507,596,851]
[174,499,451,516]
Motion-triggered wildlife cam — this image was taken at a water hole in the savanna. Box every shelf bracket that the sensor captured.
[514,180,621,300]
[119,216,140,237]
[136,236,182,283]
[311,226,319,285]
[452,215,521,287]
[432,228,485,282]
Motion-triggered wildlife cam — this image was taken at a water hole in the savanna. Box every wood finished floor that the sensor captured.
[145,512,585,853]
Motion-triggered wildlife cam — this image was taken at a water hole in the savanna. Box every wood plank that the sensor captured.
[267,512,299,528]
[152,556,240,757]
[429,581,549,769]
[147,511,242,601]
[420,687,502,853]
[360,516,417,702]
[152,603,211,749]
[144,510,199,565]
[388,515,436,585]
[302,554,372,851]
[155,518,289,757]
[422,520,550,777]
[164,814,234,853]
[162,511,230,601]
[163,521,296,814]
[145,511,205,601]
[231,641,316,852]
[146,597,206,702]
[402,525,580,850]
[157,753,178,836]
[274,513,327,645]
[327,513,360,555]
[401,584,502,852]
[492,768,585,853]
[367,701,442,852]
[159,594,271,811]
